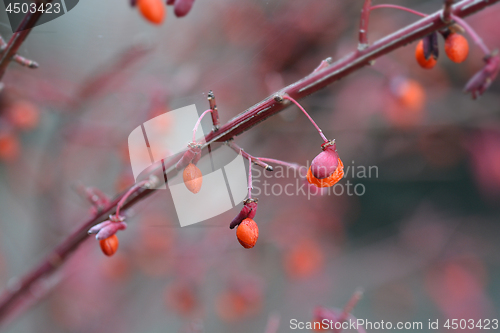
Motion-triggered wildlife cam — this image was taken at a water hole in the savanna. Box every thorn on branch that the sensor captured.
[313,57,333,73]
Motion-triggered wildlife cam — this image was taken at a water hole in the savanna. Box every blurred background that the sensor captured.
[0,0,499,332]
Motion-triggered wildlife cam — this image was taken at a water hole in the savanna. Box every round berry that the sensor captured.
[183,163,203,194]
[445,33,469,63]
[137,0,166,25]
[415,40,437,69]
[307,158,344,188]
[100,234,119,256]
[236,218,259,249]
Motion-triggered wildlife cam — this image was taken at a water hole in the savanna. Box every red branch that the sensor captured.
[0,0,497,325]
[0,1,53,80]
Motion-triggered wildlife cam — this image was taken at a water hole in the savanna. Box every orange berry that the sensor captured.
[99,234,119,256]
[307,158,344,188]
[236,218,259,249]
[8,101,40,130]
[395,79,426,112]
[183,163,203,193]
[415,40,437,69]
[137,0,166,25]
[0,133,20,162]
[445,33,469,63]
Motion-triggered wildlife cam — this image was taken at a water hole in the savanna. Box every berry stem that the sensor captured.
[257,157,301,171]
[192,109,213,143]
[247,156,252,199]
[281,95,329,143]
[115,180,149,218]
[370,4,427,18]
[451,15,491,55]
[227,141,273,171]
[333,289,364,333]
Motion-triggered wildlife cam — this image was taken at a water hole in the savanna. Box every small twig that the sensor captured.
[207,90,220,130]
[0,35,38,69]
[227,141,273,171]
[443,0,455,23]
[358,0,372,50]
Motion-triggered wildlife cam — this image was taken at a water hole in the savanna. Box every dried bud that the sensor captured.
[88,218,127,241]
[176,143,202,170]
[183,163,203,193]
[100,234,119,257]
[311,141,339,179]
[236,218,259,249]
[415,33,439,69]
[230,199,258,229]
[464,55,500,99]
[174,0,196,17]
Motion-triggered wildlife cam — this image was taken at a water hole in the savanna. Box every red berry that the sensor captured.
[236,218,259,249]
[100,234,119,256]
[415,40,437,69]
[137,0,165,25]
[445,33,469,63]
[307,158,344,188]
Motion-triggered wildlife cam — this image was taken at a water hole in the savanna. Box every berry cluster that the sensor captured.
[415,30,469,69]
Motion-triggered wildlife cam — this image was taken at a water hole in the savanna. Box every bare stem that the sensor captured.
[0,0,496,324]
[281,95,329,143]
[370,4,427,17]
[192,109,213,143]
[358,0,372,50]
[451,14,491,55]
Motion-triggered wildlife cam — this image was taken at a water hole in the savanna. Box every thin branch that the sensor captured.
[257,157,301,171]
[0,0,497,324]
[0,1,53,80]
